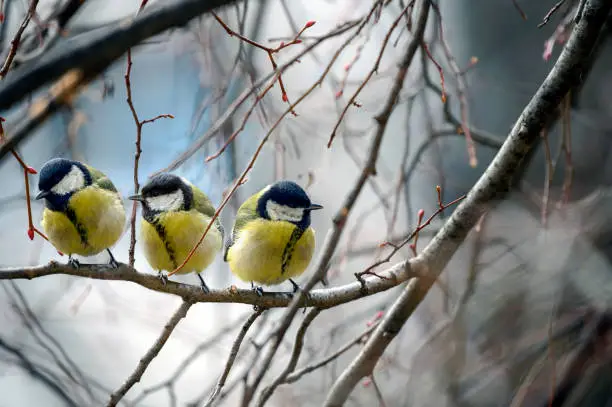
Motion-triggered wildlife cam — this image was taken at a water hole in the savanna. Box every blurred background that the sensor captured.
[1,0,611,406]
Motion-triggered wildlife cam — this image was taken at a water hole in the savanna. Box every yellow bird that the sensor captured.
[129,173,223,292]
[36,158,126,267]
[225,180,322,294]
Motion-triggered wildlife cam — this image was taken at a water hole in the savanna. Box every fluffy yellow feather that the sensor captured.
[140,210,222,274]
[42,188,125,256]
[227,218,315,285]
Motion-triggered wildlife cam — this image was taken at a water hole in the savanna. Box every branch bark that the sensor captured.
[323,1,612,405]
[0,260,415,309]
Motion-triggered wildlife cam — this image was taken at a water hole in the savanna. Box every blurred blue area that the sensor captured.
[73,45,233,205]
[1,43,235,208]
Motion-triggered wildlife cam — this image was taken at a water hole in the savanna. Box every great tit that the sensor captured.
[224,180,322,295]
[36,158,126,267]
[129,173,223,292]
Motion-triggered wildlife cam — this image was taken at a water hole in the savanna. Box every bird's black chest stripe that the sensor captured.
[281,227,306,275]
[149,218,177,269]
[64,207,89,247]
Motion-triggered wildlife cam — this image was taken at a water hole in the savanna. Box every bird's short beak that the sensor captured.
[308,203,323,211]
[35,191,49,200]
[128,194,144,202]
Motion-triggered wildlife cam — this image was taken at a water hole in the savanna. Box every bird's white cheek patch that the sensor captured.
[266,200,304,223]
[146,190,184,212]
[51,165,86,195]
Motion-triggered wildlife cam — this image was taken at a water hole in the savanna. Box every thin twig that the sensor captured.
[511,0,528,20]
[125,35,174,267]
[212,11,314,114]
[0,0,40,78]
[130,312,249,406]
[255,308,321,407]
[283,322,377,384]
[327,1,413,147]
[370,374,388,407]
[203,309,264,407]
[539,0,568,28]
[154,15,367,174]
[107,300,192,407]
[541,128,553,226]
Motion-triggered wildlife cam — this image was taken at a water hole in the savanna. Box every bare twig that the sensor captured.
[107,300,193,407]
[0,258,418,309]
[0,0,53,248]
[327,1,413,148]
[511,0,528,20]
[539,0,568,28]
[355,189,464,283]
[0,336,78,406]
[283,323,378,384]
[559,93,573,205]
[124,46,174,267]
[370,374,388,407]
[203,309,264,407]
[154,17,364,174]
[212,11,315,113]
[430,2,477,167]
[130,312,249,406]
[255,308,321,406]
[0,0,40,78]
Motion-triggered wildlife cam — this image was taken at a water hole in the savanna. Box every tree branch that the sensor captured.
[255,308,321,406]
[203,309,264,407]
[323,0,612,405]
[107,300,193,407]
[0,260,416,310]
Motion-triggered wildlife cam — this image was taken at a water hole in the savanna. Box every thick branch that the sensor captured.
[323,0,612,405]
[0,260,415,309]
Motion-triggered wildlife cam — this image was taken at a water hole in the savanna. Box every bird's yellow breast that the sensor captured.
[41,187,126,256]
[140,210,222,274]
[227,219,315,285]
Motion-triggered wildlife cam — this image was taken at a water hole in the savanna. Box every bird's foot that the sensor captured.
[68,256,80,269]
[106,249,119,269]
[197,274,210,294]
[158,272,168,286]
[251,281,264,297]
[289,279,301,294]
[289,279,311,307]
